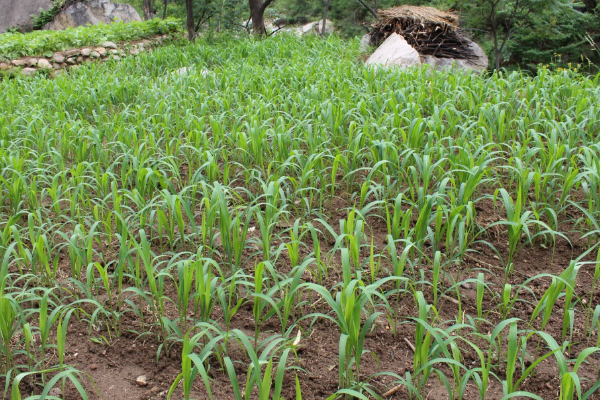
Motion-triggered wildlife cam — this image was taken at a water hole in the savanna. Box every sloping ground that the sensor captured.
[1,36,599,400]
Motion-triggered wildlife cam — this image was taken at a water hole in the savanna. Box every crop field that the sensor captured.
[1,34,600,400]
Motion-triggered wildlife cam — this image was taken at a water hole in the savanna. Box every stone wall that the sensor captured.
[0,35,172,77]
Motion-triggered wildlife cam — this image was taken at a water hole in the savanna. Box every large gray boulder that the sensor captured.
[365,33,421,68]
[44,0,141,30]
[0,0,52,33]
[363,32,488,72]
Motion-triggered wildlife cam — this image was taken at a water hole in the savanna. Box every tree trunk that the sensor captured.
[249,0,266,36]
[185,0,195,41]
[143,0,152,20]
[320,0,331,37]
[162,0,168,19]
[489,1,500,69]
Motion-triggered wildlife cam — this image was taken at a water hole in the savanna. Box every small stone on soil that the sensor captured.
[136,375,148,386]
[48,388,62,397]
[90,364,97,370]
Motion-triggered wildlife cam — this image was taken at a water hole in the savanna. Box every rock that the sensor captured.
[64,49,80,57]
[102,41,118,49]
[109,49,119,54]
[365,33,421,68]
[21,67,37,76]
[50,69,65,78]
[11,59,26,67]
[76,56,84,63]
[81,48,91,57]
[314,19,335,36]
[129,48,139,55]
[175,66,194,75]
[66,57,76,65]
[0,0,53,33]
[24,58,38,67]
[53,53,65,63]
[44,0,142,30]
[174,66,210,77]
[135,375,148,386]
[0,62,11,70]
[464,39,488,71]
[360,34,372,53]
[48,388,62,397]
[274,17,288,27]
[297,19,334,36]
[90,51,101,58]
[37,58,52,69]
[94,47,107,56]
[90,364,97,370]
[112,55,120,61]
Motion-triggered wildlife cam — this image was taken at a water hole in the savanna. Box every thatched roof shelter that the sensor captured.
[377,5,460,30]
[370,5,476,60]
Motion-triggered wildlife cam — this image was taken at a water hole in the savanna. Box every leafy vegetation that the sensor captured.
[0,18,181,60]
[267,0,600,68]
[1,34,600,399]
[31,0,68,31]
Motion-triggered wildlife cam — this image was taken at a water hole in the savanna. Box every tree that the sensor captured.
[185,0,195,40]
[320,0,331,37]
[248,0,276,35]
[463,0,576,69]
[143,0,153,19]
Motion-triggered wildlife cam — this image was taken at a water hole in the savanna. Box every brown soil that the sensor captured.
[3,189,600,400]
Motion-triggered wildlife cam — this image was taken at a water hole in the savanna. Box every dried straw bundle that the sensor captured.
[370,5,476,60]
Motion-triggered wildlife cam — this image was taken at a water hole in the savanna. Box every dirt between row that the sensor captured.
[3,193,600,399]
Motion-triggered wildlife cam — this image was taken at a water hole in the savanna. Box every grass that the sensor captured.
[1,32,600,399]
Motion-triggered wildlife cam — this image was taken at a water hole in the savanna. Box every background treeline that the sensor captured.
[124,0,599,69]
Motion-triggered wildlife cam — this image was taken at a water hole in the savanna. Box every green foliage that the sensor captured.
[269,0,599,67]
[31,0,67,31]
[508,7,600,68]
[1,34,600,399]
[0,18,181,59]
